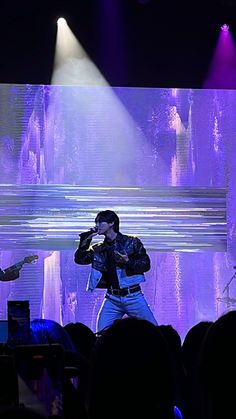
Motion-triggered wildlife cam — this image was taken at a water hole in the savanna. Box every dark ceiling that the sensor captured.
[1,0,236,88]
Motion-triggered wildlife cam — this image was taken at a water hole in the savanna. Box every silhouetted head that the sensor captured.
[64,322,96,359]
[197,311,236,419]
[30,319,75,352]
[88,317,176,419]
[182,320,213,373]
[158,324,182,353]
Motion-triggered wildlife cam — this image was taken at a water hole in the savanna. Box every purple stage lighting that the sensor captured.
[221,23,229,32]
[203,23,236,89]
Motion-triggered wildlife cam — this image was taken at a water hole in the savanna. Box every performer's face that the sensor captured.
[95,220,114,235]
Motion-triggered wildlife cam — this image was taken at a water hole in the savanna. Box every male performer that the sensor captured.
[74,210,157,332]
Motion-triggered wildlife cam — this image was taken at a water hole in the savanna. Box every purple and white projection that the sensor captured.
[0,84,235,340]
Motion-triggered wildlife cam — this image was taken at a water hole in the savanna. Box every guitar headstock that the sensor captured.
[23,255,39,264]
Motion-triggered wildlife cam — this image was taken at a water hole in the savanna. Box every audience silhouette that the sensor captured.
[195,311,236,419]
[87,317,178,419]
[181,320,213,419]
[64,322,96,361]
[0,405,46,419]
[2,312,236,419]
[158,324,186,416]
[29,319,89,419]
[30,319,76,352]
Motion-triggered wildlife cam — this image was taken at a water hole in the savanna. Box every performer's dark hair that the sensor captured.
[95,210,120,232]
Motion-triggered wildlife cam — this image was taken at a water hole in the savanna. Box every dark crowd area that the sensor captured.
[0,312,235,419]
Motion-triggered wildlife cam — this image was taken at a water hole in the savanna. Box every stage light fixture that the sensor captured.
[57,17,67,26]
[221,23,229,31]
[51,14,108,85]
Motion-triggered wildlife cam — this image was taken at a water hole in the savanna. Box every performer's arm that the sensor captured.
[74,236,94,265]
[0,264,22,281]
[126,237,151,273]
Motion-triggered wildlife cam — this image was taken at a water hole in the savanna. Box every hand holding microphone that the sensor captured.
[79,227,98,241]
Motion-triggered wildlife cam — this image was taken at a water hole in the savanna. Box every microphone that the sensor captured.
[79,227,98,239]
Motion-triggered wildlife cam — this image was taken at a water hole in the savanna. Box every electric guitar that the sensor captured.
[0,255,38,281]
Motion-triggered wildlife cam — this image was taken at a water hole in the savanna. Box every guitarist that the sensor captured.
[0,262,23,282]
[0,255,38,282]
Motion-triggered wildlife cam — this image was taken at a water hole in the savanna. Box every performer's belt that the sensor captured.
[107,284,141,297]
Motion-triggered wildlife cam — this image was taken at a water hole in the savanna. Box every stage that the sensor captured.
[0,84,235,340]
